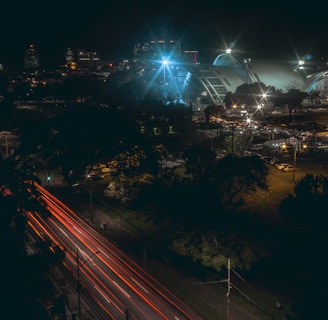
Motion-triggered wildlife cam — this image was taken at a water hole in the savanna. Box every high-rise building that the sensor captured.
[77,49,100,70]
[24,44,40,70]
[183,50,199,64]
[65,48,74,65]
[65,48,76,70]
[133,39,181,60]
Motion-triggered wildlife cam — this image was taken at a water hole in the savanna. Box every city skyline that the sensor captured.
[1,0,327,69]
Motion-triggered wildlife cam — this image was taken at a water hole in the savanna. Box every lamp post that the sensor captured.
[227,257,231,320]
[76,247,100,319]
[293,142,307,182]
[293,146,297,182]
[46,174,51,186]
[87,174,94,224]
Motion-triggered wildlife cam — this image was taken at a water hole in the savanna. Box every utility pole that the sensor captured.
[227,258,231,320]
[186,256,257,320]
[87,174,94,224]
[5,132,9,158]
[293,140,305,182]
[293,146,297,182]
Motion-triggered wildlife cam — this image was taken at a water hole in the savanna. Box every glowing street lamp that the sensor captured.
[298,60,305,70]
[293,142,307,182]
[281,143,287,152]
[46,174,51,186]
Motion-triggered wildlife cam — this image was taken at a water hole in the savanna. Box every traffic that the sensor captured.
[27,182,205,320]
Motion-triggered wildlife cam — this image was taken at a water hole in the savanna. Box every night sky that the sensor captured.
[1,0,327,69]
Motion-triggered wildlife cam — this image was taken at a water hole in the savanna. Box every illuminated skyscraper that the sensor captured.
[24,44,40,70]
[65,48,76,70]
[65,48,74,65]
[77,49,100,70]
[183,50,199,64]
[133,39,181,60]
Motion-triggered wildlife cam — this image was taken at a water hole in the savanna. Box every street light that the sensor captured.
[298,60,305,70]
[46,174,51,186]
[76,247,100,319]
[86,174,94,224]
[293,142,307,182]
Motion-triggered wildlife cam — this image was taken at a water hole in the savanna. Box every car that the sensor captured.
[282,164,297,172]
[261,156,274,163]
[269,158,279,166]
[276,163,289,170]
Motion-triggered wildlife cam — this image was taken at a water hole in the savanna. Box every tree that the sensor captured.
[0,158,49,236]
[183,144,216,182]
[204,104,225,123]
[171,230,269,273]
[223,127,253,155]
[278,174,328,319]
[279,174,328,235]
[271,89,308,122]
[0,158,56,319]
[226,82,271,108]
[205,155,269,209]
[46,105,147,184]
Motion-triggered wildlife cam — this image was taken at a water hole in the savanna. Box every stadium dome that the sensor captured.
[301,70,328,100]
[177,52,328,107]
[137,43,328,107]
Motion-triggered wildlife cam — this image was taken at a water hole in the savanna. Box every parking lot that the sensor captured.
[241,147,328,223]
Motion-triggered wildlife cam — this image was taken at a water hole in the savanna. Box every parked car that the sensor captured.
[269,158,279,166]
[261,156,274,163]
[276,163,289,170]
[282,164,297,172]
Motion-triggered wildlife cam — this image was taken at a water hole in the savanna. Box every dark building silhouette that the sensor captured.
[24,44,40,70]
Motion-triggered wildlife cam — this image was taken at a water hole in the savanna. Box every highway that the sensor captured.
[27,182,204,320]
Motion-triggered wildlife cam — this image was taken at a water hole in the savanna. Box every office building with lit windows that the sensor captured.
[77,49,100,70]
[24,44,40,70]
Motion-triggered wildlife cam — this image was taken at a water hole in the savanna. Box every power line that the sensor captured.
[187,257,258,320]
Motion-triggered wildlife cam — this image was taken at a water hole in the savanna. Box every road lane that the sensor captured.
[27,182,205,320]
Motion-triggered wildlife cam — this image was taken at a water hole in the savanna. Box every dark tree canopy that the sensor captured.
[205,155,269,209]
[280,174,328,234]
